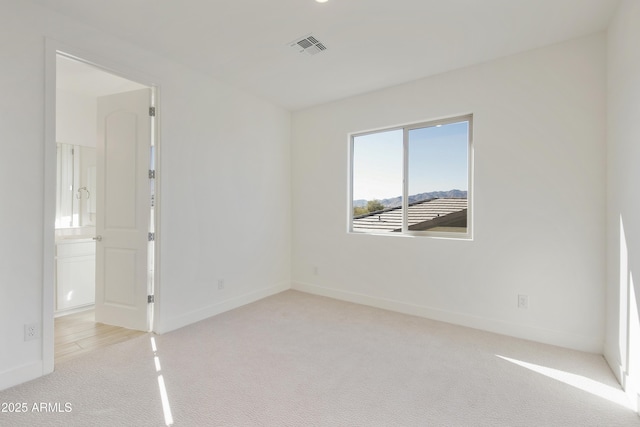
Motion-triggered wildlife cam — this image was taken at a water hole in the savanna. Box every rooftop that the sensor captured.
[352,198,467,233]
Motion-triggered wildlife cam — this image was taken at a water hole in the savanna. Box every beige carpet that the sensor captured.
[1,290,638,426]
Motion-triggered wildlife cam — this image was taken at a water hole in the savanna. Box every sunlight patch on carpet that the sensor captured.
[151,337,174,426]
[497,355,632,409]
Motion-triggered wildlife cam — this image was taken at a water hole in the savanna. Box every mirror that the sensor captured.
[56,143,96,229]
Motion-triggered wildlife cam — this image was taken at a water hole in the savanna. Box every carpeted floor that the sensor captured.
[1,290,638,426]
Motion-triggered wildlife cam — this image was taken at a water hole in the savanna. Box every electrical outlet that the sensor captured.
[517,294,529,309]
[24,323,39,341]
[217,279,225,290]
[313,266,318,276]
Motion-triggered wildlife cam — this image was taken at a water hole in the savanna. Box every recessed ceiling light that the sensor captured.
[316,0,329,3]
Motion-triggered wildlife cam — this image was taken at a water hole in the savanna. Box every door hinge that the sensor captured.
[149,170,156,179]
[148,295,155,304]
[148,232,155,241]
[149,106,156,117]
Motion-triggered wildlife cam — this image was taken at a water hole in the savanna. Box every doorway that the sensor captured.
[51,53,157,363]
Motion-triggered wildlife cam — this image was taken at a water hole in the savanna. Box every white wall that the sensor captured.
[56,89,96,147]
[292,34,607,352]
[0,1,291,390]
[605,0,640,408]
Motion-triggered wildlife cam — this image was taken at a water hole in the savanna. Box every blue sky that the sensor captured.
[352,121,468,201]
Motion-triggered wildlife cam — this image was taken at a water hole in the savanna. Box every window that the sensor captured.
[350,115,472,238]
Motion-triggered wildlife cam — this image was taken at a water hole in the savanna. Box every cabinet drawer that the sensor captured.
[56,241,95,258]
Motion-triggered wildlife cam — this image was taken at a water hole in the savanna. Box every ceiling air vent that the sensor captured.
[290,34,327,56]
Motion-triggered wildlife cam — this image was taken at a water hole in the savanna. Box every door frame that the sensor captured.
[43,39,162,374]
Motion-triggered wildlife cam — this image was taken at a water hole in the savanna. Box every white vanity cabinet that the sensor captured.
[55,239,96,312]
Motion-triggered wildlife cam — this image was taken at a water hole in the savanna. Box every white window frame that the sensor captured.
[348,114,473,240]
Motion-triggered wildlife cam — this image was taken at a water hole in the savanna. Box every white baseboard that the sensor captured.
[157,282,291,334]
[293,281,603,353]
[0,361,44,392]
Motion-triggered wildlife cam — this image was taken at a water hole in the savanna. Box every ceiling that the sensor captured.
[33,0,620,111]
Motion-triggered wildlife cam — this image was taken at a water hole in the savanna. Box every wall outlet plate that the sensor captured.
[517,294,529,309]
[24,323,39,341]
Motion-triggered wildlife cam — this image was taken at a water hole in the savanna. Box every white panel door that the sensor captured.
[95,88,151,331]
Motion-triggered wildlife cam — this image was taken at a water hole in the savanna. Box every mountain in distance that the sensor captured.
[353,189,467,208]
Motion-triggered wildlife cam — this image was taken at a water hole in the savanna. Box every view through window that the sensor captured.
[350,115,472,237]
